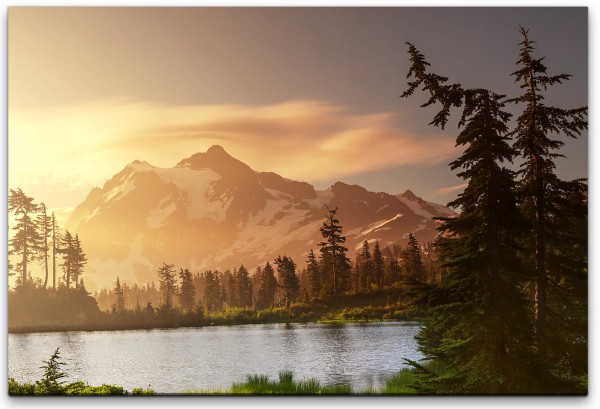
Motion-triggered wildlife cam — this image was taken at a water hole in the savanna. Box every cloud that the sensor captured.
[9,99,457,207]
[435,183,468,196]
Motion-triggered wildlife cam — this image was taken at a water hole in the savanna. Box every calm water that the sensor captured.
[8,321,421,393]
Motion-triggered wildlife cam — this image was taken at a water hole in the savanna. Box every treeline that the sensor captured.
[8,189,100,330]
[400,27,587,394]
[8,188,88,291]
[8,189,433,332]
[97,210,439,317]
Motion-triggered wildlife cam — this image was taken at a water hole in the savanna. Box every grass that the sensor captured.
[382,368,419,394]
[11,368,421,395]
[187,370,353,395]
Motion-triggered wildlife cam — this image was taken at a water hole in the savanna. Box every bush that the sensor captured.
[131,387,156,395]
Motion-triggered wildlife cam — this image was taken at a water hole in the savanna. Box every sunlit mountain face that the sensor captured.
[67,145,455,290]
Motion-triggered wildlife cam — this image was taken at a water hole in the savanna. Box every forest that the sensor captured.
[8,185,433,332]
[8,27,587,395]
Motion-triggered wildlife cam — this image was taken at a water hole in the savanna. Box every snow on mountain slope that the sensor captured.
[66,146,456,290]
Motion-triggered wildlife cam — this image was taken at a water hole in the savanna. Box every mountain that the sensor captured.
[66,145,455,290]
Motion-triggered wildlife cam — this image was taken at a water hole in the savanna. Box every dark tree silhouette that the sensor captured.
[178,268,196,310]
[274,255,300,309]
[402,41,553,393]
[112,277,126,314]
[8,188,40,286]
[508,27,588,359]
[318,206,350,295]
[36,202,52,288]
[256,262,277,310]
[305,250,321,298]
[157,263,177,308]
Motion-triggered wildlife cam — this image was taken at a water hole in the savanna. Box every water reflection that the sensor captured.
[9,322,422,393]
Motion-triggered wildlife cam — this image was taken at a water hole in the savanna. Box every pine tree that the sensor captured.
[318,206,351,295]
[274,255,300,309]
[71,234,87,289]
[305,250,321,298]
[508,27,588,360]
[236,265,253,308]
[203,271,223,312]
[36,348,67,394]
[157,263,177,308]
[179,268,196,310]
[60,231,74,292]
[358,240,372,292]
[402,43,548,393]
[51,212,61,291]
[403,233,425,283]
[8,188,40,287]
[256,262,277,310]
[373,241,385,289]
[227,270,238,308]
[36,202,52,288]
[112,276,126,314]
[387,258,402,286]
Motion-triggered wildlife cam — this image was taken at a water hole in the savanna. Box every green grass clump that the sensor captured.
[382,368,418,394]
[193,370,353,395]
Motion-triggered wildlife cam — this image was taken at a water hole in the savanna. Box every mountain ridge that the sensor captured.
[66,145,455,290]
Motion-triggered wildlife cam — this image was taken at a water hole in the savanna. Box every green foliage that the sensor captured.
[274,256,300,308]
[224,371,351,395]
[131,387,156,395]
[382,368,418,394]
[63,381,124,395]
[401,27,587,394]
[8,378,35,395]
[36,347,67,394]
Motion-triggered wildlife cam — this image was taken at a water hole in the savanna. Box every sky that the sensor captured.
[8,7,588,215]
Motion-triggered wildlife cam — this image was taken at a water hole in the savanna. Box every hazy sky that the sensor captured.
[8,7,588,211]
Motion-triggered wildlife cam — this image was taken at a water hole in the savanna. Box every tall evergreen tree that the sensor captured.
[157,263,177,308]
[373,241,385,289]
[51,212,61,291]
[179,268,196,310]
[358,240,372,292]
[36,202,52,288]
[274,255,300,309]
[236,265,253,308]
[402,43,549,393]
[71,234,87,289]
[256,262,277,310]
[112,276,126,314]
[203,271,223,312]
[508,27,588,359]
[318,206,351,295]
[8,188,40,287]
[387,258,402,286]
[305,250,321,298]
[403,233,425,283]
[60,231,74,291]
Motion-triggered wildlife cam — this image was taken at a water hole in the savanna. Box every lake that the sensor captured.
[8,321,422,393]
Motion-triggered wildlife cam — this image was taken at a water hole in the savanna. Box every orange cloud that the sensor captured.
[435,183,468,196]
[9,99,457,207]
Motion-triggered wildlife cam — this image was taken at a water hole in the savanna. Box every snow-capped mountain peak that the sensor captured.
[66,146,455,290]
